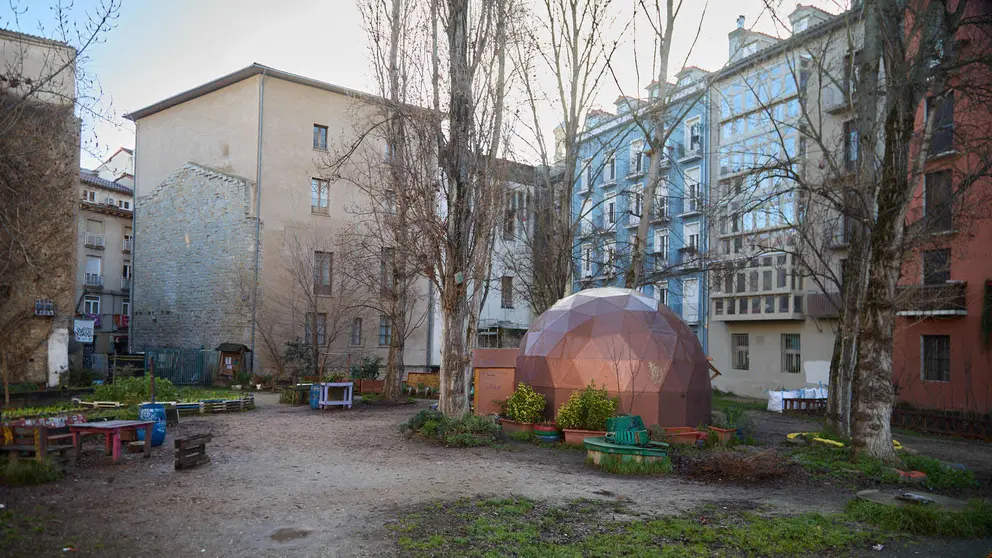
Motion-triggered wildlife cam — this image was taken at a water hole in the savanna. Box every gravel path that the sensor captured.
[1,394,990,557]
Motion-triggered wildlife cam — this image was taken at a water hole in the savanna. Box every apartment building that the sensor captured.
[572,67,710,348]
[72,164,134,372]
[125,64,439,376]
[0,29,78,386]
[891,1,992,413]
[706,6,863,396]
[477,161,538,349]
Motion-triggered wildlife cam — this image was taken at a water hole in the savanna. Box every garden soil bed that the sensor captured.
[2,395,991,556]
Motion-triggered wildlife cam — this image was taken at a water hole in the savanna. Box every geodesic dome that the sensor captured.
[515,287,711,427]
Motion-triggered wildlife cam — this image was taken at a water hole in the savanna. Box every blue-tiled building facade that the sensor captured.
[572,67,710,350]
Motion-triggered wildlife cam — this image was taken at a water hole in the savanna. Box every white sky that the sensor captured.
[6,0,849,169]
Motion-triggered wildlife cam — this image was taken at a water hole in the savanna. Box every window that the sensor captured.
[305,312,327,345]
[793,295,804,313]
[724,274,733,293]
[313,124,328,150]
[923,249,951,285]
[762,270,772,291]
[602,241,616,273]
[83,295,100,315]
[86,218,104,234]
[605,195,617,225]
[926,92,954,155]
[122,299,130,317]
[606,154,616,182]
[751,297,761,314]
[378,315,392,346]
[501,276,514,308]
[782,334,801,374]
[380,248,394,297]
[922,335,950,382]
[630,141,645,174]
[117,199,131,210]
[686,119,702,153]
[503,192,517,240]
[350,317,363,346]
[777,266,787,288]
[311,178,330,213]
[684,167,701,212]
[924,171,953,232]
[629,186,644,223]
[732,334,750,370]
[727,297,737,315]
[85,255,102,286]
[314,251,333,296]
[384,189,397,215]
[655,229,669,260]
[765,296,774,313]
[123,226,133,252]
[654,283,668,305]
[683,279,699,322]
[736,273,746,293]
[749,271,759,292]
[843,120,859,172]
[82,189,96,202]
[581,244,593,277]
[779,295,789,312]
[684,222,700,251]
[715,300,724,315]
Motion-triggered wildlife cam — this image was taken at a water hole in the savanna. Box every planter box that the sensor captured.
[562,428,606,447]
[708,426,737,443]
[501,419,535,435]
[667,430,705,445]
[356,379,384,395]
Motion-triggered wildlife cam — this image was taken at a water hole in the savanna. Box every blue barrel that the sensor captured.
[309,385,321,409]
[137,404,167,446]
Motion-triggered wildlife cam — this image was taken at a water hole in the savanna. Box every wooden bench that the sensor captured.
[175,434,212,470]
[1,425,77,463]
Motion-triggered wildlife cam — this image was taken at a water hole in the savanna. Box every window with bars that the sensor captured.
[314,251,333,296]
[782,334,801,374]
[350,317,363,346]
[501,276,514,309]
[732,334,749,370]
[922,335,950,382]
[311,178,330,213]
[313,124,328,150]
[923,249,951,285]
[305,312,327,345]
[378,315,392,346]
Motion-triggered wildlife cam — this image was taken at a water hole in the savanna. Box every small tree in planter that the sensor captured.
[556,383,618,446]
[501,383,546,435]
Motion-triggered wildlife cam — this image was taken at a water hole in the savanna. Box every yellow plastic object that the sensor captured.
[786,432,809,440]
[812,437,845,448]
[893,439,903,450]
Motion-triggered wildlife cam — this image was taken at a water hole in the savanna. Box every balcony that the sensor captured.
[84,233,105,250]
[711,294,805,322]
[122,237,133,253]
[84,273,103,288]
[822,84,854,114]
[121,277,131,291]
[896,282,967,317]
[627,212,641,228]
[680,195,703,216]
[807,291,842,319]
[677,142,702,163]
[652,204,670,223]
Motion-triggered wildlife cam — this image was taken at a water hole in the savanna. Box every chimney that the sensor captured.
[737,15,745,29]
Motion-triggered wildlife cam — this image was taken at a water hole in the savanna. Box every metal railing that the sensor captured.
[121,277,131,291]
[896,283,967,315]
[84,233,105,249]
[122,238,133,252]
[84,273,103,287]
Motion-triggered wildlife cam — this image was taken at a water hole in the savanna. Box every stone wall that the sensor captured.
[133,163,257,353]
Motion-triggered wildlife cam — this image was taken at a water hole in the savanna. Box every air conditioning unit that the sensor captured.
[104,197,115,206]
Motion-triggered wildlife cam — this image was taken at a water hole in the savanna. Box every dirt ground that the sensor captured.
[2,393,991,557]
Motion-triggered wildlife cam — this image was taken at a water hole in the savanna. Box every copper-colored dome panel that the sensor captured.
[515,287,711,427]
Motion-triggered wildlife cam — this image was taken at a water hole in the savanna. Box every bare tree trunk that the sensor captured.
[439,289,471,415]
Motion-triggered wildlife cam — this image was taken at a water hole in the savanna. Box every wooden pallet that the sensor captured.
[174,434,212,470]
[176,403,203,416]
[73,400,122,409]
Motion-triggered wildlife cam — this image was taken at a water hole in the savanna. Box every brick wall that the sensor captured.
[133,163,258,353]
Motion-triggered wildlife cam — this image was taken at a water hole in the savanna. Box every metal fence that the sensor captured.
[144,349,217,386]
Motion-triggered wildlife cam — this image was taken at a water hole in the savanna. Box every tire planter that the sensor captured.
[534,424,561,443]
[708,426,737,443]
[500,419,535,435]
[562,428,606,447]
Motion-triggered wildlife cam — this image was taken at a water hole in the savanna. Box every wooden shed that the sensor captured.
[472,348,518,416]
[215,343,250,381]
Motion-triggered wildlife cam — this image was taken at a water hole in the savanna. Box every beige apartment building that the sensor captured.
[706,6,864,397]
[71,165,134,372]
[125,64,440,377]
[0,29,78,386]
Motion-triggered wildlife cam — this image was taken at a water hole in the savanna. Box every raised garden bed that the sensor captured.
[891,407,992,440]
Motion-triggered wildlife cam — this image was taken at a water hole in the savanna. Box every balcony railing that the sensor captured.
[121,277,131,291]
[822,84,854,113]
[122,238,133,253]
[677,142,702,161]
[683,195,702,214]
[84,233,105,250]
[896,283,967,316]
[807,291,842,319]
[84,273,103,288]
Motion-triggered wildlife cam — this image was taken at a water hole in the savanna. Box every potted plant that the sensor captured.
[500,383,546,435]
[556,383,618,446]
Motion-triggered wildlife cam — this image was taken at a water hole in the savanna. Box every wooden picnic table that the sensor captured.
[70,420,156,464]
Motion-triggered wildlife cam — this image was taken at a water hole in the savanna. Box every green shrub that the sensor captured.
[556,383,618,431]
[502,383,546,423]
[1,459,62,486]
[60,368,102,388]
[846,499,992,538]
[90,376,179,404]
[507,431,536,442]
[360,392,382,405]
[403,409,499,447]
[350,356,383,380]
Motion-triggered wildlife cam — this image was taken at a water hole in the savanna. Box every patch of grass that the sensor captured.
[0,508,46,547]
[901,455,978,490]
[402,409,500,447]
[1,459,62,486]
[586,454,672,475]
[507,431,536,442]
[790,442,977,489]
[389,496,881,557]
[846,499,992,538]
[712,394,766,413]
